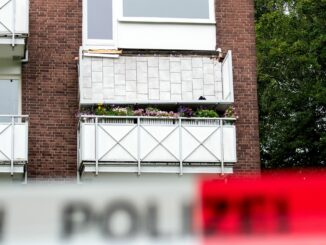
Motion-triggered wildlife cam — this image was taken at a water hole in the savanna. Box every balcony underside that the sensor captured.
[80,162,234,175]
[0,38,26,58]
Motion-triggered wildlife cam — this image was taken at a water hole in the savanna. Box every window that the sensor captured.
[0,80,20,122]
[83,0,216,50]
[123,0,210,19]
[87,0,113,40]
[83,0,116,47]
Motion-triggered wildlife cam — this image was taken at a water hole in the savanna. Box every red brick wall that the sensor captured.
[22,0,81,179]
[215,0,261,175]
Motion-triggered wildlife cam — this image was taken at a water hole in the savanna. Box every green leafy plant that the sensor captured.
[95,103,107,115]
[224,106,238,118]
[194,109,219,118]
[110,107,133,116]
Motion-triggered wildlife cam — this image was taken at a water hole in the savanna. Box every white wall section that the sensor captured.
[117,22,216,51]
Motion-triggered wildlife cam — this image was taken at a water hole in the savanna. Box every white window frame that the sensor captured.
[82,0,118,49]
[117,0,216,24]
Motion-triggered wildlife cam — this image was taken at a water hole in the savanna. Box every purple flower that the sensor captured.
[178,106,193,117]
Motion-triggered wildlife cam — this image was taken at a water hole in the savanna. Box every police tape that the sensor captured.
[0,173,325,244]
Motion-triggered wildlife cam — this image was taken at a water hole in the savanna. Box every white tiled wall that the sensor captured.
[80,55,223,104]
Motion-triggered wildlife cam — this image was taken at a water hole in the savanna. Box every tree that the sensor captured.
[255,0,326,168]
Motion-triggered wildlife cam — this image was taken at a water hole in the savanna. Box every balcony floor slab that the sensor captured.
[80,162,233,175]
[0,164,25,174]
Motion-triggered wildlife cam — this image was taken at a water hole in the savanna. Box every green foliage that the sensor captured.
[255,0,326,168]
[95,104,133,116]
[224,106,238,118]
[194,109,219,118]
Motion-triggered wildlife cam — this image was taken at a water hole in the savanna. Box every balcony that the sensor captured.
[78,116,237,176]
[0,115,28,175]
[0,0,29,59]
[79,50,234,106]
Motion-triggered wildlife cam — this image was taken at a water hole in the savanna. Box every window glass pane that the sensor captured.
[0,80,19,122]
[87,0,113,40]
[123,0,210,19]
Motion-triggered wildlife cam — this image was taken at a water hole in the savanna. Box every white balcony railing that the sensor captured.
[78,116,237,175]
[0,0,29,41]
[0,0,29,58]
[0,115,28,175]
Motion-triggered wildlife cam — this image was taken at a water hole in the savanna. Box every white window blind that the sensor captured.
[123,0,210,19]
[87,0,113,40]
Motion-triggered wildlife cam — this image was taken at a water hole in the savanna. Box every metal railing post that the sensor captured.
[12,0,16,47]
[24,165,27,184]
[77,118,81,183]
[137,117,141,175]
[179,117,183,175]
[220,119,225,175]
[95,117,99,175]
[11,116,15,176]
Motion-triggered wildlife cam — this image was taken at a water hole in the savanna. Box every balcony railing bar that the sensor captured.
[95,117,98,175]
[12,0,15,46]
[220,119,225,175]
[178,117,183,175]
[11,116,14,174]
[137,117,141,175]
[80,115,236,120]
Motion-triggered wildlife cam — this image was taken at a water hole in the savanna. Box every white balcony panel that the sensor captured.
[222,50,234,102]
[223,126,237,162]
[81,123,138,162]
[79,53,234,104]
[80,123,95,161]
[0,0,29,35]
[79,117,237,174]
[182,125,236,163]
[0,123,28,162]
[140,121,179,162]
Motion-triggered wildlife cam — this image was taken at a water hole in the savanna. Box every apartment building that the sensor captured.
[0,0,260,182]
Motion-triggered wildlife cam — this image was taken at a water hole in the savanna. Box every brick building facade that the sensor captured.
[0,0,260,181]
